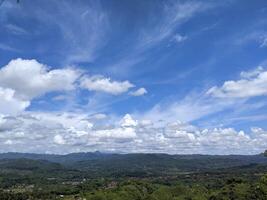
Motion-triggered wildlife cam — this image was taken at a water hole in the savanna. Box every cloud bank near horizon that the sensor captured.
[0,59,266,155]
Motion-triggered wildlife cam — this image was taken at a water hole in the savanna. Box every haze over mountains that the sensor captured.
[0,152,266,172]
[0,152,266,199]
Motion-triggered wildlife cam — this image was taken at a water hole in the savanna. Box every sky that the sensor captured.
[0,0,267,154]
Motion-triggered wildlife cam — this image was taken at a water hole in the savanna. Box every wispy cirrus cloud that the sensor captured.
[173,33,188,43]
[260,36,267,47]
[138,1,207,47]
[5,24,28,35]
[105,0,215,77]
[140,92,239,123]
[138,65,267,128]
[0,0,109,64]
[0,43,20,52]
[52,1,109,64]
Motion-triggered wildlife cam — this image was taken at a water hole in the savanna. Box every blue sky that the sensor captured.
[0,0,266,154]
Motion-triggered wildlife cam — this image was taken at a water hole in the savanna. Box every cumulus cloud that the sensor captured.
[129,87,147,96]
[53,135,66,145]
[0,58,80,100]
[93,127,136,140]
[0,60,265,154]
[89,113,107,120]
[0,115,23,132]
[80,75,134,95]
[0,58,144,115]
[120,114,138,127]
[0,87,30,114]
[140,66,267,126]
[240,66,264,79]
[163,121,197,139]
[207,67,267,98]
[0,112,266,154]
[4,140,13,145]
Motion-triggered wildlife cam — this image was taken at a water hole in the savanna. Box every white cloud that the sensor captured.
[140,1,208,47]
[141,92,237,123]
[53,135,66,145]
[260,36,267,47]
[54,1,109,64]
[0,58,80,100]
[4,140,13,145]
[102,1,215,78]
[0,58,142,116]
[5,24,28,35]
[173,34,187,43]
[0,115,23,131]
[129,87,147,96]
[93,127,136,140]
[163,121,197,139]
[207,67,267,98]
[89,113,107,120]
[1,1,109,64]
[80,75,134,95]
[240,66,264,79]
[0,43,19,52]
[135,67,267,127]
[120,114,138,127]
[0,112,266,154]
[0,87,30,115]
[52,95,68,101]
[0,59,265,154]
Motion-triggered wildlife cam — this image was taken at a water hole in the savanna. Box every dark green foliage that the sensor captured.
[0,153,266,199]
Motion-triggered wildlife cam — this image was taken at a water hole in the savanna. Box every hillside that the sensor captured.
[0,153,266,199]
[0,152,266,177]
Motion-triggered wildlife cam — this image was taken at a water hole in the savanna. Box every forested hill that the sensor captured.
[0,152,266,199]
[0,151,107,163]
[0,152,266,172]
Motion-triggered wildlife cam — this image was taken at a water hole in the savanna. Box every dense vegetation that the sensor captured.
[0,152,266,199]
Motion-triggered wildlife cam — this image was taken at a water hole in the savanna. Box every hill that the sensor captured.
[0,152,266,177]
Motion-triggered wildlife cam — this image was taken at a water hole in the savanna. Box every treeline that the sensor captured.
[0,153,266,199]
[82,175,267,200]
[0,174,266,200]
